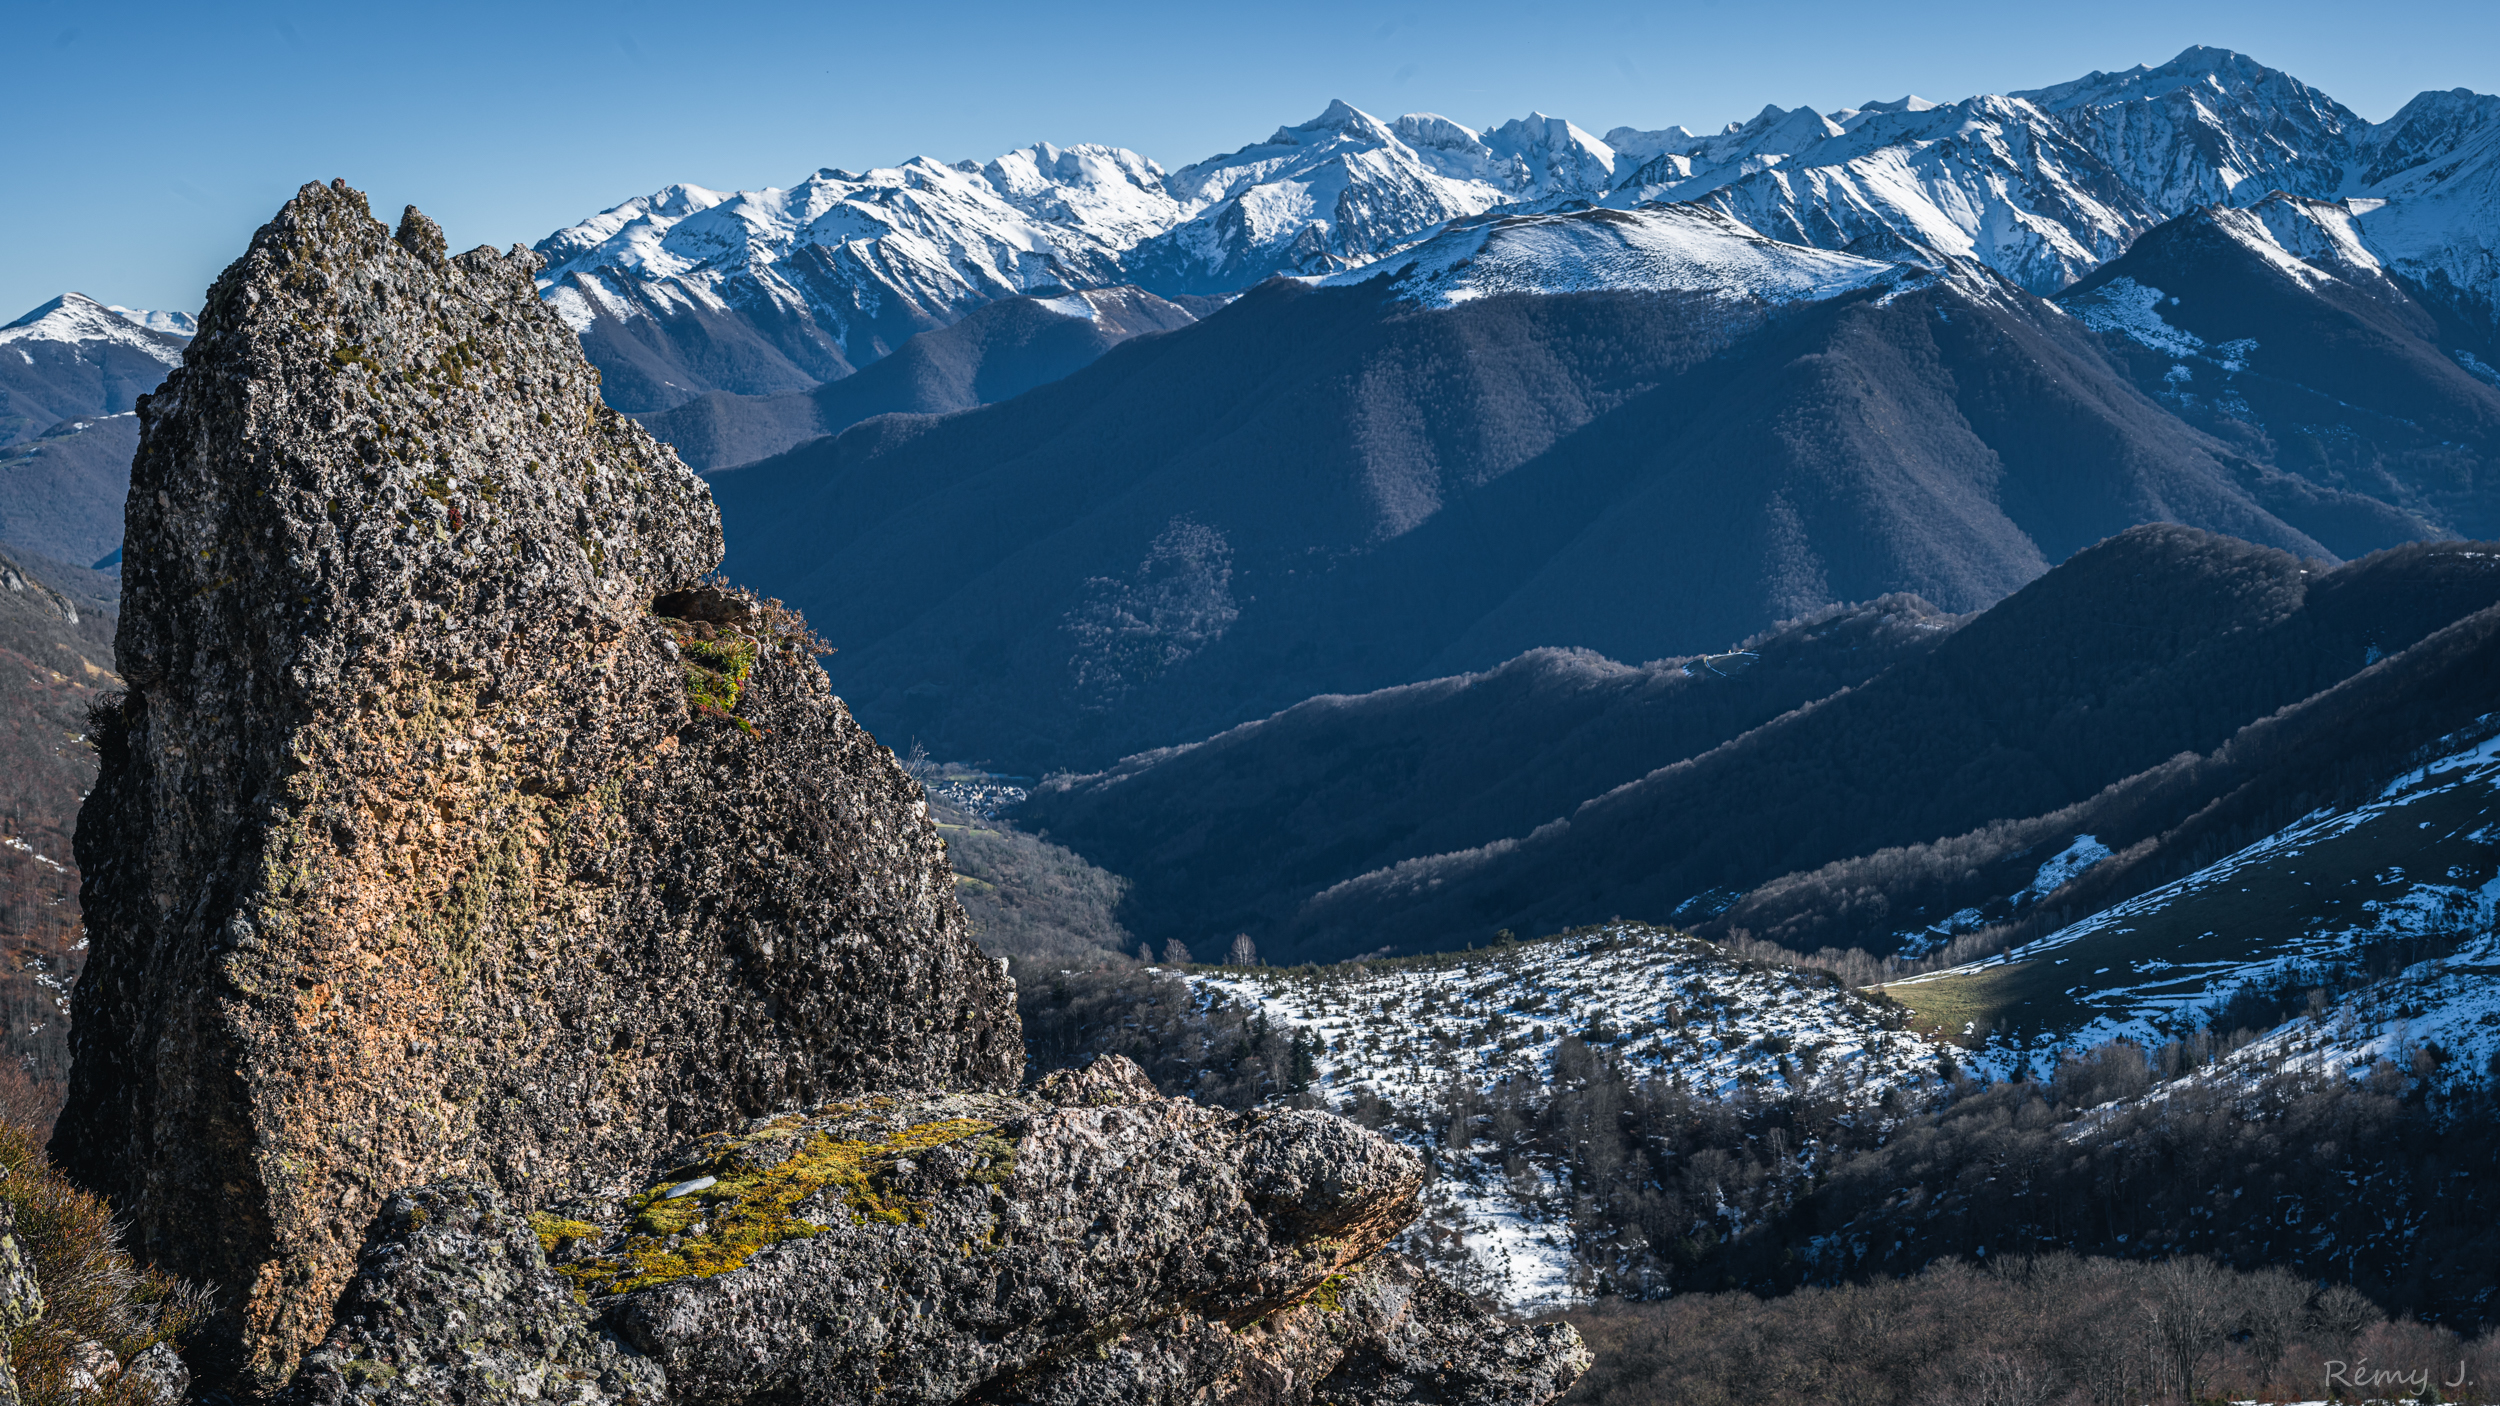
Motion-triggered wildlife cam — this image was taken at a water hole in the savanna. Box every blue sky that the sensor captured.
[5,0,2497,320]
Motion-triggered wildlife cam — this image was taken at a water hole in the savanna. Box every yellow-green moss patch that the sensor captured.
[1306,1271,1356,1314]
[528,1213,606,1256]
[552,1116,1004,1297]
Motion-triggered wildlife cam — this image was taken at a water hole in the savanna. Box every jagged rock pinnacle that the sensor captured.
[51,178,1019,1389]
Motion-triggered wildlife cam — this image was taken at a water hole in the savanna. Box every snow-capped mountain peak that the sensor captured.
[1392,112,1490,157]
[2015,45,2318,113]
[975,142,1180,250]
[1830,94,1943,131]
[1270,98,1399,148]
[530,141,1189,408]
[1125,99,1636,296]
[2358,87,2500,187]
[1607,103,1846,206]
[1,293,188,366]
[1601,123,1702,164]
[533,183,732,283]
[105,305,197,337]
[2017,46,2364,211]
[1636,92,2153,294]
[1482,112,1619,197]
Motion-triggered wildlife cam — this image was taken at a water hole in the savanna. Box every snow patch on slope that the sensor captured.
[2021,835,2113,903]
[1899,725,2500,1070]
[1189,924,1945,1308]
[1328,203,1906,308]
[2065,276,2206,357]
[2231,925,2500,1095]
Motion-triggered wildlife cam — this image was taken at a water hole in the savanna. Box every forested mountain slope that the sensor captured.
[2057,200,2500,540]
[0,548,119,1110]
[1024,529,2500,963]
[1021,598,1961,948]
[640,287,1198,471]
[711,230,2433,772]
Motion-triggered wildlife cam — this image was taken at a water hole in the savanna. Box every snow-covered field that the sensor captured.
[1326,203,1907,308]
[1186,924,1947,1308]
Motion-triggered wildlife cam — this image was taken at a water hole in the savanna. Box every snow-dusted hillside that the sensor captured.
[1154,736,2494,1304]
[1888,725,2500,1078]
[1,293,188,370]
[1322,203,1908,308]
[1,292,190,449]
[1186,924,1947,1307]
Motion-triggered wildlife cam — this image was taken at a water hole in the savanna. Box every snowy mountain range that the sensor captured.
[538,45,2500,410]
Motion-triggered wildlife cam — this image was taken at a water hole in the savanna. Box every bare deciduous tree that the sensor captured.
[2234,1266,2314,1385]
[2308,1282,2382,1358]
[2144,1257,2234,1404]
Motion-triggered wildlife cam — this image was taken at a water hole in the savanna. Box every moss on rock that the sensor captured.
[554,1111,1011,1298]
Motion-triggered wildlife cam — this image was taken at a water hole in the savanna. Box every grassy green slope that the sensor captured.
[1886,735,2500,1044]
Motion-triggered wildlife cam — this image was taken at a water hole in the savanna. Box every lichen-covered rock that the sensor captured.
[1234,1253,1592,1405]
[553,1065,1427,1404]
[281,1063,1588,1406]
[0,1201,37,1406]
[0,1203,41,1332]
[64,1340,117,1394]
[51,179,1018,1389]
[284,1183,664,1406]
[117,1343,191,1404]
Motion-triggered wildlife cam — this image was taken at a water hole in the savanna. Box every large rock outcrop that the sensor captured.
[286,1059,1586,1405]
[53,179,1020,1387]
[56,181,1587,1406]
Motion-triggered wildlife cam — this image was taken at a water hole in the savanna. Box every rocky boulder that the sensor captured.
[287,1182,665,1405]
[281,1058,1587,1405]
[51,179,1019,1389]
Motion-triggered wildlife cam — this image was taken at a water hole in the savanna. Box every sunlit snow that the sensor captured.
[1188,924,1947,1307]
[1,292,188,366]
[1325,203,1906,308]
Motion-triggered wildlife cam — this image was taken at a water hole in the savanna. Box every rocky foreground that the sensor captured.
[38,180,1587,1404]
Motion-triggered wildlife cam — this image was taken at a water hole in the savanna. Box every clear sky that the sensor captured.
[6,0,2497,322]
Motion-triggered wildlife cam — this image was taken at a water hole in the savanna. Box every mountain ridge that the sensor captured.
[541,46,2500,417]
[1016,527,2500,969]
